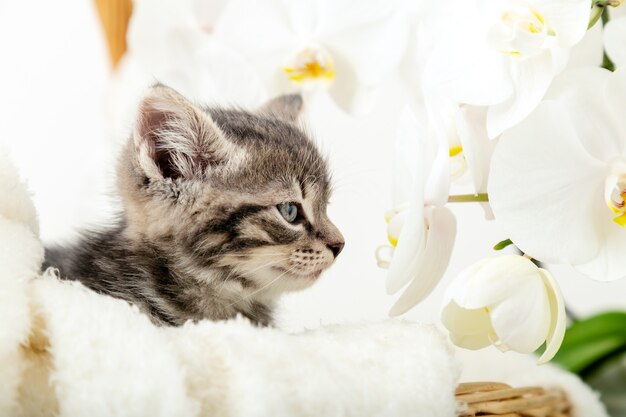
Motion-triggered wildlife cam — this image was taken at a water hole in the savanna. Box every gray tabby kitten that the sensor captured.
[43,85,344,327]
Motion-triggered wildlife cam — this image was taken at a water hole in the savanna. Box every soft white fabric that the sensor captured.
[6,271,461,417]
[0,151,607,417]
[0,150,39,236]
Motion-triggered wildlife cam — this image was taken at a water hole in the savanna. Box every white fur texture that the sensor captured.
[0,218,41,416]
[0,148,39,235]
[170,319,460,417]
[6,270,462,417]
[0,153,607,417]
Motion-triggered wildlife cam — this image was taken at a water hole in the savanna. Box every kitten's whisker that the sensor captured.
[226,265,297,308]
[229,258,288,279]
[198,243,285,260]
[218,253,287,258]
[216,258,288,298]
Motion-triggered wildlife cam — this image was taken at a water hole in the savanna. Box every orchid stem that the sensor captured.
[447,193,489,203]
[589,0,621,30]
[588,4,605,29]
[601,6,617,71]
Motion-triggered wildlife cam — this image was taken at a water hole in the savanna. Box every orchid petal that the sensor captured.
[605,16,626,68]
[441,301,494,350]
[323,5,409,86]
[537,268,566,364]
[567,21,604,69]
[425,29,513,107]
[286,1,318,37]
[550,45,570,75]
[385,196,426,293]
[489,100,606,265]
[192,39,268,106]
[424,125,452,207]
[456,106,493,194]
[441,257,490,307]
[452,255,542,309]
[489,274,551,353]
[324,57,366,114]
[547,67,623,161]
[386,108,429,294]
[214,0,297,83]
[193,0,228,32]
[389,207,456,316]
[487,51,553,138]
[385,192,425,295]
[603,69,626,155]
[575,213,626,281]
[215,0,295,52]
[316,0,403,37]
[538,0,590,47]
[129,0,205,72]
[387,210,408,244]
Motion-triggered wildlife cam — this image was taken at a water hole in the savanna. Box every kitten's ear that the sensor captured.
[258,94,304,122]
[134,84,235,180]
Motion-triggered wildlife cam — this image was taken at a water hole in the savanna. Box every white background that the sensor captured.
[1,0,624,333]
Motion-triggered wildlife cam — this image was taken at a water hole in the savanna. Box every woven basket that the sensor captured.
[456,382,571,417]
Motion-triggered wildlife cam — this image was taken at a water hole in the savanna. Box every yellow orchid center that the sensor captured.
[282,46,335,85]
[497,6,548,56]
[387,234,399,247]
[606,174,626,228]
[385,212,400,247]
[449,145,463,157]
[501,7,545,35]
[449,144,467,180]
[384,205,409,247]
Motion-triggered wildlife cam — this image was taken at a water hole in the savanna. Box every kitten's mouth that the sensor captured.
[308,270,323,279]
[272,266,324,280]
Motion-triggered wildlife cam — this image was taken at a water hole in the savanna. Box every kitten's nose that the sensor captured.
[327,241,345,258]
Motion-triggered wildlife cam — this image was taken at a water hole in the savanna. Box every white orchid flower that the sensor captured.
[212,0,410,114]
[424,94,495,196]
[442,255,566,364]
[377,107,457,316]
[109,0,267,142]
[402,15,496,197]
[424,0,590,138]
[127,0,266,105]
[489,67,626,281]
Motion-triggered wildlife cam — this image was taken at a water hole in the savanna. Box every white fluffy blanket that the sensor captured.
[0,150,607,417]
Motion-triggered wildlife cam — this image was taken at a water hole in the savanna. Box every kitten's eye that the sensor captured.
[277,202,298,223]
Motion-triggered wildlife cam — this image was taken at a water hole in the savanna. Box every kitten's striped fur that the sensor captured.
[43,85,344,326]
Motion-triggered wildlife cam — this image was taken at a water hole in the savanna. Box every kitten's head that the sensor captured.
[118,84,344,297]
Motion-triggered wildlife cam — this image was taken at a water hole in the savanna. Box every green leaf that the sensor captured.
[551,312,626,374]
[585,350,626,417]
[493,239,513,251]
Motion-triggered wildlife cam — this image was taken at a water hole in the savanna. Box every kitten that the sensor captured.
[43,85,344,327]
